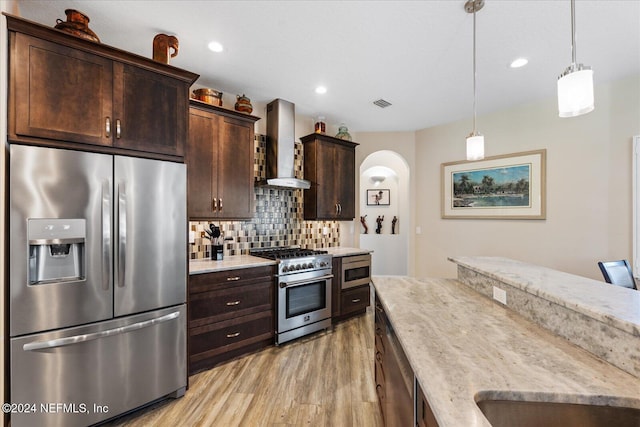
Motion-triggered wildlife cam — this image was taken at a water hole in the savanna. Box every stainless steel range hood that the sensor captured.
[264,99,311,190]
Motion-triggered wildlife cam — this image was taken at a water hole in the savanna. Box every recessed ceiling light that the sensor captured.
[208,41,224,53]
[510,58,528,68]
[315,86,327,94]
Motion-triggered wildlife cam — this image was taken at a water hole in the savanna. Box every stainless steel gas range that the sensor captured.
[250,247,333,344]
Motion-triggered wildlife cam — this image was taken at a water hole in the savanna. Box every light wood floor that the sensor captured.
[107,309,383,427]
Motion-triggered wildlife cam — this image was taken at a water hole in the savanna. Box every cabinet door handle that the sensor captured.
[105,117,111,137]
[219,198,223,211]
[226,332,240,338]
[351,298,361,303]
[213,198,217,212]
[339,203,342,214]
[226,300,241,306]
[226,276,241,281]
[335,203,339,214]
[115,119,121,139]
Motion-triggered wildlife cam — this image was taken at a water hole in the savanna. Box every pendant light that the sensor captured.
[557,0,594,118]
[465,0,484,161]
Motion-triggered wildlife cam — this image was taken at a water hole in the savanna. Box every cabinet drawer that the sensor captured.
[189,280,272,327]
[340,285,370,315]
[189,265,275,294]
[189,310,273,363]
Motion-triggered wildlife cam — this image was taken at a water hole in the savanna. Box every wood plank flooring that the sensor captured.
[106,309,383,427]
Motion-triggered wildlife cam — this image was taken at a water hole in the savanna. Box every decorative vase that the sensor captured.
[54,9,100,43]
[234,94,253,114]
[153,34,179,64]
[335,124,352,141]
[192,88,223,106]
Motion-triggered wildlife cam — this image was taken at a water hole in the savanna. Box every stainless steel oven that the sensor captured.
[250,247,333,345]
[277,268,333,344]
[342,253,371,289]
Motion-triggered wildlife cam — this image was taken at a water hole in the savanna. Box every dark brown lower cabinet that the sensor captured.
[331,257,370,323]
[340,285,370,317]
[375,295,439,427]
[416,382,439,427]
[374,296,413,426]
[188,265,275,374]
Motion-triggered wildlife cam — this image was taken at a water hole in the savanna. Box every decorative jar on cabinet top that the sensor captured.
[335,124,352,141]
[234,94,253,114]
[54,9,100,42]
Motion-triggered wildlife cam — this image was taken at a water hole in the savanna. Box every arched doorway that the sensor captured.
[359,151,410,275]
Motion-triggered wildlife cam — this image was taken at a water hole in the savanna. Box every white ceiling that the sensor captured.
[13,0,640,132]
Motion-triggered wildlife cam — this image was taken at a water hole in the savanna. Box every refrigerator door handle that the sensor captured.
[102,180,111,290]
[118,183,127,288]
[22,311,181,351]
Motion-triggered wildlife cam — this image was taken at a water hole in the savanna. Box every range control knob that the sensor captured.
[282,265,289,273]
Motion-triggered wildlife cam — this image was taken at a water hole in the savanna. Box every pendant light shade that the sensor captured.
[465,0,484,161]
[558,66,594,117]
[557,0,594,117]
[466,134,485,161]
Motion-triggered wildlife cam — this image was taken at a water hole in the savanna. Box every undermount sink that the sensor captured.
[476,398,640,427]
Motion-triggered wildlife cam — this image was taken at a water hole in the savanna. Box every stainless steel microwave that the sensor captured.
[341,254,371,289]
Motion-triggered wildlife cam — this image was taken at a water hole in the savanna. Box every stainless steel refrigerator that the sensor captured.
[9,145,187,427]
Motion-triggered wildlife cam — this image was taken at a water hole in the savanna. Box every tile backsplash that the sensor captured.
[189,134,340,260]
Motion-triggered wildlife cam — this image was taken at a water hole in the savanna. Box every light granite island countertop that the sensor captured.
[372,276,640,427]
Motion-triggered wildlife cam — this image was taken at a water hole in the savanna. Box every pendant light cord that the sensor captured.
[472,2,478,135]
[570,0,576,65]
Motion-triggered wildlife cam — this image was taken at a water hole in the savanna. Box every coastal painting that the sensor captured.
[441,150,546,219]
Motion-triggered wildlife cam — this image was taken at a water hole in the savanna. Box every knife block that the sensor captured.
[211,245,223,261]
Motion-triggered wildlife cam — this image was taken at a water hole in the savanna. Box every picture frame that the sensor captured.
[367,189,390,206]
[441,149,546,219]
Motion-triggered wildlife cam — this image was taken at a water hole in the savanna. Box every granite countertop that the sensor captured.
[189,255,276,275]
[372,276,640,427]
[448,256,640,336]
[189,247,371,274]
[325,247,371,257]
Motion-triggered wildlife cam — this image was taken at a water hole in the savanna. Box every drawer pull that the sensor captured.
[226,276,240,281]
[226,332,240,338]
[351,298,361,303]
[226,300,241,306]
[105,117,111,137]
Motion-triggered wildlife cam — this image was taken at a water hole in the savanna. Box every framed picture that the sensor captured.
[367,189,390,206]
[441,149,546,219]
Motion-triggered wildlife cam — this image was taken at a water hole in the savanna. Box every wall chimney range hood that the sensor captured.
[264,99,311,190]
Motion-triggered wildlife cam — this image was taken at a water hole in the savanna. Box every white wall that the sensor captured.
[354,132,416,275]
[359,151,410,275]
[415,74,640,279]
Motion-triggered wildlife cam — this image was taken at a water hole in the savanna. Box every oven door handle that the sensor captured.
[280,274,334,289]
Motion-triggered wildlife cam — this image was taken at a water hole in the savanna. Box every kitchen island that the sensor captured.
[373,275,640,426]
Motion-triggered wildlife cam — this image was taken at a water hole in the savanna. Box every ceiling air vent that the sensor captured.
[373,99,392,108]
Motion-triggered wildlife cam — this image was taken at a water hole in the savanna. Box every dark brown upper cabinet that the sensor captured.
[302,133,358,220]
[7,15,198,161]
[187,101,260,220]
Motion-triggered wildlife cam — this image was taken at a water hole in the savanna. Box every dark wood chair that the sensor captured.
[597,260,637,290]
